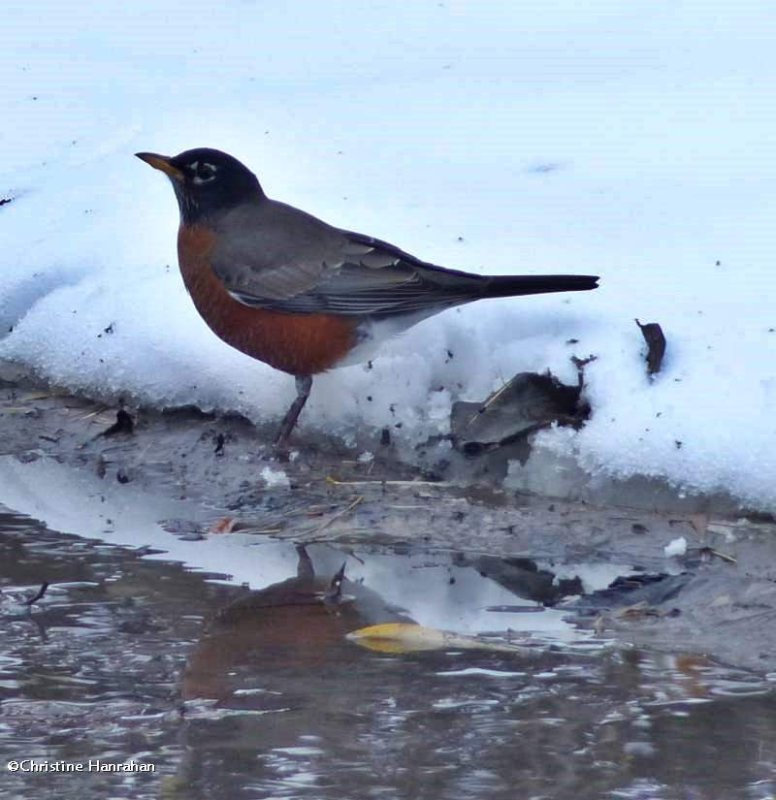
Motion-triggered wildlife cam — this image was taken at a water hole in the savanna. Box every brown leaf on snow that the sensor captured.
[635,319,667,376]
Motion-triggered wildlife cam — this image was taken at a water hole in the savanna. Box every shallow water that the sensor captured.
[1,507,774,800]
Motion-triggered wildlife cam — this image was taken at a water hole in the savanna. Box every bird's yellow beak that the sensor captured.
[135,152,184,181]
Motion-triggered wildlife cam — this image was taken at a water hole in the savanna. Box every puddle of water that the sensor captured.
[0,455,622,645]
[0,457,775,799]
[0,529,772,800]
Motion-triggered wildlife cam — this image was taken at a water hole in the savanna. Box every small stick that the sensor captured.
[25,582,49,606]
[326,477,448,488]
[464,378,513,428]
[312,496,364,533]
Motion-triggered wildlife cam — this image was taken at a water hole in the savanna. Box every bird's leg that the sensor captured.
[274,375,313,448]
[295,545,315,580]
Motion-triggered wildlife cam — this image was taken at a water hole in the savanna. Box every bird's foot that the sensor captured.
[270,439,291,463]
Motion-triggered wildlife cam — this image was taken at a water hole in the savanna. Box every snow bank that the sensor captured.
[2,1,775,509]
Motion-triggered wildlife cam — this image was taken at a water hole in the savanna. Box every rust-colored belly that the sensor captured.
[177,225,357,376]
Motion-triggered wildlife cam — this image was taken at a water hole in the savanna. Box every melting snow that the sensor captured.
[1,1,775,509]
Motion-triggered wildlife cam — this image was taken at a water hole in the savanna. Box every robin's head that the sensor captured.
[136,148,263,223]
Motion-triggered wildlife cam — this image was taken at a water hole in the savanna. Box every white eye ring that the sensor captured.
[191,161,217,184]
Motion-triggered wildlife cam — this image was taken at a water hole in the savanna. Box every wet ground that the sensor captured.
[1,369,776,797]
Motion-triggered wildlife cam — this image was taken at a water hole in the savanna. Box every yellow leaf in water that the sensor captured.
[347,623,448,653]
[347,623,532,655]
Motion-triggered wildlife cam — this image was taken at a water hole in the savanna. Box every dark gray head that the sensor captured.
[136,147,264,223]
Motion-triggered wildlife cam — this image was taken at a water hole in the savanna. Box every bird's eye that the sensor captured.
[190,161,217,184]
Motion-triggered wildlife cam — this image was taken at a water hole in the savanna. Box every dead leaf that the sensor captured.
[346,622,533,655]
[635,319,667,376]
[209,517,238,534]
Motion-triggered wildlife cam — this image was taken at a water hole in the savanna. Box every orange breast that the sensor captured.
[177,225,357,376]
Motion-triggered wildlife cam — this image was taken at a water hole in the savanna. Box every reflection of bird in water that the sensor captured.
[182,546,407,703]
[216,546,346,624]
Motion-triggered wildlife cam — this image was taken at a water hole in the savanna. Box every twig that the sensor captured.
[464,378,512,428]
[699,546,737,564]
[242,528,287,536]
[312,495,364,533]
[326,476,448,488]
[25,582,49,606]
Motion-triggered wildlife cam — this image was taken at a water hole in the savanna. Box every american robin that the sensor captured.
[136,148,598,446]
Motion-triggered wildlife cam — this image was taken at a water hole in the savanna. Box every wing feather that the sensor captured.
[210,202,481,317]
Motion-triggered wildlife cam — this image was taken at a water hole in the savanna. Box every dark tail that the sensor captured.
[479,274,599,298]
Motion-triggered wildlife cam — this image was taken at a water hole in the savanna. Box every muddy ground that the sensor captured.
[1,360,775,675]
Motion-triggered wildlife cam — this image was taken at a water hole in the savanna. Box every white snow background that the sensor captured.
[1,1,775,509]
